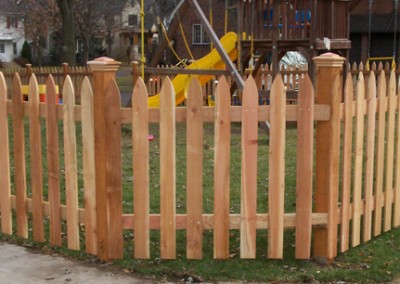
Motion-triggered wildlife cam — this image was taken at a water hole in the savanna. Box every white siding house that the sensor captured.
[111,0,142,60]
[0,1,25,63]
[110,0,157,62]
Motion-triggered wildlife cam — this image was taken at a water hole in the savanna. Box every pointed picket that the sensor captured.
[363,72,376,242]
[63,76,80,250]
[374,71,387,237]
[104,79,123,259]
[352,72,365,247]
[132,77,150,259]
[0,72,12,235]
[12,73,28,239]
[240,76,258,259]
[46,75,62,246]
[186,78,204,259]
[81,77,97,255]
[160,77,176,259]
[268,75,286,259]
[340,73,354,252]
[295,74,314,259]
[213,76,231,259]
[384,70,396,232]
[28,74,45,242]
[394,75,400,227]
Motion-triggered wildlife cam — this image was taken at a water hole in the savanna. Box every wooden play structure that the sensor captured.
[149,0,351,85]
[238,0,351,77]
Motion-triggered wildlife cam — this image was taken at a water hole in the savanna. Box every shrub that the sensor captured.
[21,41,32,62]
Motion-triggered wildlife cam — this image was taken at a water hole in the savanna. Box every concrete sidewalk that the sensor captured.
[0,243,167,284]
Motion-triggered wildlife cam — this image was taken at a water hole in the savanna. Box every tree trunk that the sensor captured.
[82,36,89,64]
[57,0,76,66]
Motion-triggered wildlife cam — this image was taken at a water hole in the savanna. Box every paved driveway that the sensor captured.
[0,243,167,284]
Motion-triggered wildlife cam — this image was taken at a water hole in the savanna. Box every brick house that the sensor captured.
[350,0,400,64]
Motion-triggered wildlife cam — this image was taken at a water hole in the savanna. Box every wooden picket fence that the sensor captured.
[144,64,308,104]
[0,54,400,261]
[0,64,91,101]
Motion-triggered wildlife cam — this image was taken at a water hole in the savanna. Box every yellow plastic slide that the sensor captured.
[148,32,238,107]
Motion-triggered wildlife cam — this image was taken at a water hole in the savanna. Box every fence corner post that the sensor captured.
[87,57,121,261]
[313,52,345,261]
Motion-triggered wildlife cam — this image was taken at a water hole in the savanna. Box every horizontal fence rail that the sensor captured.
[1,54,400,262]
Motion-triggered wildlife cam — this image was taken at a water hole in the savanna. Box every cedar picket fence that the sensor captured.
[143,63,308,104]
[0,53,400,261]
[0,64,91,101]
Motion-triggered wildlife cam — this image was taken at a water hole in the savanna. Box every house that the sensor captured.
[110,0,157,62]
[0,0,25,63]
[349,0,400,64]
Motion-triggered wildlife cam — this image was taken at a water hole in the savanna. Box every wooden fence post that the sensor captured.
[126,61,140,108]
[313,53,345,261]
[61,63,69,98]
[25,64,32,81]
[87,57,121,261]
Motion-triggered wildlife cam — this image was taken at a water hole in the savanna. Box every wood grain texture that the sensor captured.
[295,75,314,259]
[314,67,342,260]
[0,72,12,235]
[240,76,258,259]
[186,78,204,259]
[340,73,354,252]
[213,76,231,259]
[80,77,97,255]
[46,75,62,246]
[104,79,123,259]
[268,75,286,259]
[363,72,376,242]
[384,70,396,232]
[63,76,80,250]
[160,77,176,259]
[374,71,386,237]
[352,72,365,247]
[5,102,331,123]
[394,76,400,228]
[28,74,45,242]
[12,73,28,239]
[132,78,150,259]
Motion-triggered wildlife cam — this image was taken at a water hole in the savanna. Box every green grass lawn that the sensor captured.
[1,120,400,283]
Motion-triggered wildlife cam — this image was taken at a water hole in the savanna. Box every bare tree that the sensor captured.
[57,0,76,65]
[22,0,59,66]
[74,0,126,62]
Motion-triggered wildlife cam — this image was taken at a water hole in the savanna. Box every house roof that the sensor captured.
[0,0,22,14]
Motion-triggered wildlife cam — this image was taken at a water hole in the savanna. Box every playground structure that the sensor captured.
[148,32,238,107]
[145,0,351,105]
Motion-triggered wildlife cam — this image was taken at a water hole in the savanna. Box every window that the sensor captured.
[13,43,17,55]
[192,24,210,45]
[76,38,83,53]
[6,16,18,29]
[192,24,202,44]
[0,44,5,53]
[128,14,138,26]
